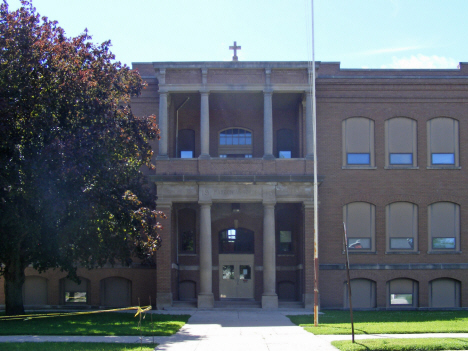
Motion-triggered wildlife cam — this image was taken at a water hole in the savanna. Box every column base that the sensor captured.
[197,293,214,308]
[156,155,169,160]
[263,154,275,160]
[156,293,172,310]
[305,154,315,161]
[303,293,318,310]
[198,154,211,160]
[261,294,278,309]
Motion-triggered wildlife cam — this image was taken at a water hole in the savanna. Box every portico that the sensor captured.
[153,179,317,309]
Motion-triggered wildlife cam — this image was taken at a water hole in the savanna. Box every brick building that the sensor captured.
[2,60,468,310]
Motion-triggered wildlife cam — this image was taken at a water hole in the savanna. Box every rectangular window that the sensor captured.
[432,237,456,249]
[279,230,292,252]
[239,265,251,280]
[432,153,455,165]
[390,293,412,305]
[222,265,235,280]
[180,151,193,158]
[347,153,370,165]
[348,238,371,250]
[390,238,414,250]
[279,151,291,159]
[390,153,413,165]
[65,292,87,303]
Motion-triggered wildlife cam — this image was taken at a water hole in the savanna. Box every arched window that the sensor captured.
[277,128,295,158]
[386,202,418,252]
[385,117,417,167]
[387,278,418,308]
[218,128,253,158]
[429,278,461,308]
[427,117,459,167]
[100,277,131,307]
[342,117,375,167]
[344,278,376,309]
[343,202,376,252]
[178,208,196,253]
[219,228,254,253]
[428,202,460,251]
[177,129,195,158]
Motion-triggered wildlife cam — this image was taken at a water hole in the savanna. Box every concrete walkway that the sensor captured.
[0,309,338,350]
[1,309,468,350]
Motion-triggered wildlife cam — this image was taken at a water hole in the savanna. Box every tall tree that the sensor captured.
[0,0,163,315]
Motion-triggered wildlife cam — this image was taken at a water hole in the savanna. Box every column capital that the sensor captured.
[157,68,166,85]
[199,89,210,95]
[198,201,212,207]
[263,88,273,95]
[157,201,173,209]
[262,201,276,208]
[303,201,314,209]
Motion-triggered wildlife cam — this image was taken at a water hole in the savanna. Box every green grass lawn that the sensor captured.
[332,338,468,351]
[0,312,190,336]
[288,310,468,335]
[0,342,156,351]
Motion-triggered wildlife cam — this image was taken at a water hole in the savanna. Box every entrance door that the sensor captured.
[219,254,254,299]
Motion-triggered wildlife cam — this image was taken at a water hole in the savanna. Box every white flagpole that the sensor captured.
[311,0,319,327]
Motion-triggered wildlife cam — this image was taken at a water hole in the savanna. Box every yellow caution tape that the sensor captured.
[0,305,152,321]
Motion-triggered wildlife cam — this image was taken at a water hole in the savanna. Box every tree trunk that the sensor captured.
[4,252,26,316]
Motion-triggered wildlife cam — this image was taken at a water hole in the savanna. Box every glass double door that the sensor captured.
[219,254,254,299]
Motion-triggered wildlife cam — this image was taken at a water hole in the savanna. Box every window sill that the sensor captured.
[342,251,377,254]
[427,166,461,170]
[385,251,420,255]
[178,253,197,256]
[342,166,377,170]
[277,254,295,257]
[427,250,462,254]
[384,166,419,170]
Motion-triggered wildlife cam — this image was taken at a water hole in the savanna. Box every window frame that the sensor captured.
[343,202,376,253]
[342,117,375,169]
[385,117,418,169]
[428,202,460,252]
[386,202,418,253]
[218,127,253,158]
[427,117,459,168]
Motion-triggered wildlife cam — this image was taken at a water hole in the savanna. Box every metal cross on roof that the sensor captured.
[229,41,241,61]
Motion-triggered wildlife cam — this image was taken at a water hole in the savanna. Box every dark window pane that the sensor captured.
[432,153,455,165]
[432,237,455,249]
[347,153,370,165]
[390,153,412,165]
[391,294,412,305]
[390,238,414,250]
[348,238,371,249]
[239,265,251,280]
[219,228,254,253]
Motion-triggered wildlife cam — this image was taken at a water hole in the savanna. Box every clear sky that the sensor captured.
[6,0,468,69]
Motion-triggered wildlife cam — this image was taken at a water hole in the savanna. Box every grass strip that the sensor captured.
[0,313,189,336]
[0,342,156,351]
[332,337,468,351]
[288,310,468,335]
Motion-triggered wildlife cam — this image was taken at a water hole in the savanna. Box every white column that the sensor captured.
[305,91,314,159]
[262,202,278,308]
[199,91,210,159]
[198,202,214,308]
[158,91,169,159]
[263,90,274,159]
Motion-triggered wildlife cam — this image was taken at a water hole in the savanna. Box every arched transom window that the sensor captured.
[219,128,253,158]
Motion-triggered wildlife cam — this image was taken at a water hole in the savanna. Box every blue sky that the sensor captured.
[7,0,468,69]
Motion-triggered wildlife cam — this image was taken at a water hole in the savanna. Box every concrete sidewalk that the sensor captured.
[2,309,467,350]
[0,309,339,350]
